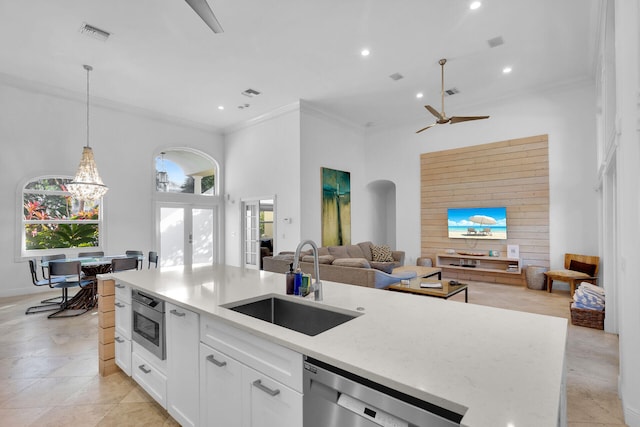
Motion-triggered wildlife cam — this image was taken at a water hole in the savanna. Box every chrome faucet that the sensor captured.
[292,239,323,301]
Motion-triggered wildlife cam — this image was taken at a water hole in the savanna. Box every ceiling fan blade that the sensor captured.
[416,123,437,133]
[185,0,224,33]
[449,115,490,124]
[425,105,443,121]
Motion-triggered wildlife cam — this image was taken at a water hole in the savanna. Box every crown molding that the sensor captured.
[223,101,302,135]
[0,72,221,133]
[299,100,365,134]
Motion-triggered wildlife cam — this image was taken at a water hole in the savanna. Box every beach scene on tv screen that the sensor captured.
[448,207,507,239]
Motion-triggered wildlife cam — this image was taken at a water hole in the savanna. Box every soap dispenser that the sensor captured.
[293,267,303,296]
[285,263,295,294]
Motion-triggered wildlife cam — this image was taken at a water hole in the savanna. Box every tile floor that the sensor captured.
[0,281,626,426]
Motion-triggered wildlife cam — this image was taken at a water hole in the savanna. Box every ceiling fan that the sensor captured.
[416,58,489,133]
[185,0,224,34]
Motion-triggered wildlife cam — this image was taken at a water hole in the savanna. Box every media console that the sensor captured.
[436,253,522,275]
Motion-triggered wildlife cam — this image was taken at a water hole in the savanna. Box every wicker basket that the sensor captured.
[525,265,548,290]
[570,302,604,330]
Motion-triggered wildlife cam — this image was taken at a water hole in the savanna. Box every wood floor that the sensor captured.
[0,281,626,426]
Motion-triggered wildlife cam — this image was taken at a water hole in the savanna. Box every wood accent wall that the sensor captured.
[420,135,550,286]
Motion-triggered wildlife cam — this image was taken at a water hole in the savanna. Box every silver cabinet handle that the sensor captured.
[206,354,227,367]
[115,336,124,343]
[252,379,280,397]
[115,302,125,308]
[170,309,186,317]
[115,284,125,288]
[138,365,151,374]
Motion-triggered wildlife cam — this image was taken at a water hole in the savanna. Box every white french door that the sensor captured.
[159,204,217,268]
[243,200,260,270]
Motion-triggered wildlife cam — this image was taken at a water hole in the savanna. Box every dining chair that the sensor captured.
[41,254,66,279]
[148,251,159,269]
[47,260,93,319]
[112,257,140,272]
[25,259,66,315]
[78,251,105,258]
[125,250,144,269]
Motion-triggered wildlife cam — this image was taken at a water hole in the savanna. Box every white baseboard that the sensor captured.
[624,400,640,426]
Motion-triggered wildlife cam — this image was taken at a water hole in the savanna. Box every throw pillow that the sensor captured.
[371,244,395,262]
[569,260,597,276]
[332,258,371,268]
[369,261,395,274]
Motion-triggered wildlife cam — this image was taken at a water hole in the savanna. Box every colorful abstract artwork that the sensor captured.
[321,167,351,246]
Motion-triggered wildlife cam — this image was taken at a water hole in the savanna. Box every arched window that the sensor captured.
[21,176,103,254]
[155,149,217,195]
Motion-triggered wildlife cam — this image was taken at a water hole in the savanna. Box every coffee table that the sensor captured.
[387,278,468,302]
[391,265,442,280]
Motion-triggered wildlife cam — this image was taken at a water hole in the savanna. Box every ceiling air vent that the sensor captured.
[487,36,504,48]
[389,73,404,81]
[79,23,111,41]
[241,89,261,97]
[444,87,459,96]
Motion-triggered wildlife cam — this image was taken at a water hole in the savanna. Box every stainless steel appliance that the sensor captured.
[303,357,464,427]
[131,289,166,360]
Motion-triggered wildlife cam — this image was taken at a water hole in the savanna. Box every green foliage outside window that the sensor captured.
[179,175,215,194]
[23,177,100,250]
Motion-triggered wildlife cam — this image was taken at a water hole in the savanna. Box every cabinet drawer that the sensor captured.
[114,335,131,376]
[132,351,167,409]
[114,300,131,339]
[245,364,303,426]
[200,315,303,392]
[114,281,131,304]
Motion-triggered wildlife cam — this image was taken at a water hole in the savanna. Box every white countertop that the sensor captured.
[106,264,567,427]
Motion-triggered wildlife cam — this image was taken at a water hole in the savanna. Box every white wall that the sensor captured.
[299,103,368,247]
[365,83,599,268]
[0,80,224,297]
[612,0,640,424]
[223,105,301,265]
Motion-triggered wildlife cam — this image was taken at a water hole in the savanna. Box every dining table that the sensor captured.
[41,255,143,312]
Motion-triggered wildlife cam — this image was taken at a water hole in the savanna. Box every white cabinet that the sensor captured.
[199,315,303,427]
[166,302,200,427]
[200,343,243,427]
[244,365,303,427]
[114,281,131,375]
[132,349,167,408]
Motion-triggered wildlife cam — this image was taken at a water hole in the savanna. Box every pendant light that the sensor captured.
[67,64,108,202]
[156,152,169,191]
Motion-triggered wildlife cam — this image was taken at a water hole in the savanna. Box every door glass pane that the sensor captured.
[244,203,258,266]
[193,208,214,267]
[160,207,184,267]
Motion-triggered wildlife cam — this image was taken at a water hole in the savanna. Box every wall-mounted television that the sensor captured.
[447,207,507,239]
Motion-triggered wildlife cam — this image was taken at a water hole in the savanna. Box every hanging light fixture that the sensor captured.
[156,152,169,191]
[67,64,108,202]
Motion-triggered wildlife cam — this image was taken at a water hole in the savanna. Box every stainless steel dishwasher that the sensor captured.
[303,357,464,427]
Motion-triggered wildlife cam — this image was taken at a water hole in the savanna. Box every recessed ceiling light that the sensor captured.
[361,49,370,57]
[503,66,512,74]
[470,1,482,10]
[416,92,424,99]
[218,106,224,110]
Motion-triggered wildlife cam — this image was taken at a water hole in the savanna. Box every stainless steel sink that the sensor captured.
[223,295,360,336]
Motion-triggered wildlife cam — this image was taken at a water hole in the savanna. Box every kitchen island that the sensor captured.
[98,264,567,427]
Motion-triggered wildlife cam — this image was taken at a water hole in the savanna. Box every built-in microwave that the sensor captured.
[131,289,166,360]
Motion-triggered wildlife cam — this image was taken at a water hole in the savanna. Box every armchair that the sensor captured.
[544,253,600,296]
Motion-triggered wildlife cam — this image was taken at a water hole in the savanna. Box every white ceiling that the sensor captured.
[0,0,599,131]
